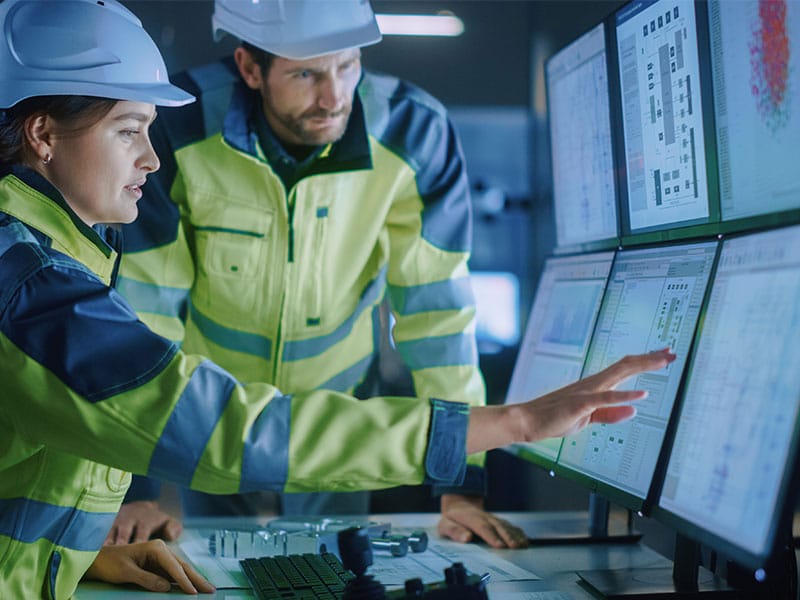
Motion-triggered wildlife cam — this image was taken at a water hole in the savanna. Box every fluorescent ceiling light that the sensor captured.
[375,13,465,37]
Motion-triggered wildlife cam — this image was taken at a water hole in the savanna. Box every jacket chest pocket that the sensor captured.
[193,206,273,322]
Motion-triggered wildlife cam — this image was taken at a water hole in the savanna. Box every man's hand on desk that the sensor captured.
[85,539,215,594]
[104,500,183,545]
[438,494,529,549]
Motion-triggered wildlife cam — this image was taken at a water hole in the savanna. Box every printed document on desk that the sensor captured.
[369,537,540,586]
[179,528,250,588]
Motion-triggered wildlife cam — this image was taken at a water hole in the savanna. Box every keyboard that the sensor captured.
[240,552,354,599]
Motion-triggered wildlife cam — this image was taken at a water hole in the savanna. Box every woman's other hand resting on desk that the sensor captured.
[84,540,216,594]
[466,349,677,454]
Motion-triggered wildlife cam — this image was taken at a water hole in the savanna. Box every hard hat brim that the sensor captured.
[0,81,195,109]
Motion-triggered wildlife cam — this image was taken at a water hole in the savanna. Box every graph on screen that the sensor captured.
[616,0,711,232]
[547,23,619,249]
[556,241,718,505]
[505,252,615,465]
[709,0,800,222]
[658,225,800,563]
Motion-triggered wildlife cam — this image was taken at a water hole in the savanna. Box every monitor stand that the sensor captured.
[576,533,736,599]
[525,494,642,545]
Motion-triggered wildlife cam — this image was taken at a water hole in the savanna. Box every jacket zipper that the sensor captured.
[286,188,296,263]
[273,186,296,384]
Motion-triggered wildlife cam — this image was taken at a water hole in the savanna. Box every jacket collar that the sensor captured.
[222,80,373,179]
[0,165,120,283]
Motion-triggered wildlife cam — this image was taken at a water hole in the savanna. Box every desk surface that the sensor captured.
[75,511,675,599]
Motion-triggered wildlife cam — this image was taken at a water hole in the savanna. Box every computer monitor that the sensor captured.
[708,0,800,229]
[655,224,800,575]
[555,240,718,512]
[504,251,615,469]
[614,0,719,239]
[547,23,620,252]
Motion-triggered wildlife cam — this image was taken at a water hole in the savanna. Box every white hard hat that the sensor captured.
[0,0,194,108]
[212,0,382,60]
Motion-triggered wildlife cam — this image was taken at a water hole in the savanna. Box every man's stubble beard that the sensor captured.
[262,92,351,146]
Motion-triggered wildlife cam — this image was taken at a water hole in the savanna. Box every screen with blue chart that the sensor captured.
[504,251,615,468]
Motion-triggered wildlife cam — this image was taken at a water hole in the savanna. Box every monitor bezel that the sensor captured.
[551,236,720,514]
[650,224,800,571]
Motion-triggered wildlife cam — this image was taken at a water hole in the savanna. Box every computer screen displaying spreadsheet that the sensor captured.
[555,240,718,510]
[547,23,619,250]
[656,224,800,568]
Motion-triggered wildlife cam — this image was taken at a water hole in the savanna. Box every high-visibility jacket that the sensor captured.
[119,63,487,498]
[0,165,469,599]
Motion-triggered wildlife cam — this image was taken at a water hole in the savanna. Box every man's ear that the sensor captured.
[23,113,55,164]
[234,46,265,90]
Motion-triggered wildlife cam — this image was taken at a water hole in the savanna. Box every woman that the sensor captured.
[0,0,675,598]
[0,0,215,596]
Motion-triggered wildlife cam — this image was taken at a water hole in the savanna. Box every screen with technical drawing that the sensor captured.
[708,0,800,223]
[556,240,718,509]
[504,252,615,467]
[657,225,800,567]
[615,0,712,234]
[547,23,619,249]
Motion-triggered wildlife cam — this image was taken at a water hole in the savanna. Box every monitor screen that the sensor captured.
[615,0,714,235]
[709,0,800,224]
[504,251,615,467]
[656,224,800,569]
[547,23,619,250]
[556,240,718,510]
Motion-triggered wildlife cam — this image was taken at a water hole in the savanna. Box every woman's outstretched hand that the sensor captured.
[467,348,677,453]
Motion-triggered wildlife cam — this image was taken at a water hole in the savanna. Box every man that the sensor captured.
[115,0,524,548]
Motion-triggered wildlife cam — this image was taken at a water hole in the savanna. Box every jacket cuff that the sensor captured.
[431,464,487,497]
[123,475,162,503]
[422,399,469,486]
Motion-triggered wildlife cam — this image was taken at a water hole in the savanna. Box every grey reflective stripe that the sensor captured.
[396,332,477,370]
[239,393,291,492]
[116,276,187,319]
[388,276,474,316]
[148,360,236,487]
[359,72,471,253]
[282,267,387,362]
[318,354,373,392]
[0,497,115,552]
[0,220,37,258]
[189,303,272,360]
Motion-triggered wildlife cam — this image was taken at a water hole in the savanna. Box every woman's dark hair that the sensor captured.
[241,41,276,75]
[0,96,118,165]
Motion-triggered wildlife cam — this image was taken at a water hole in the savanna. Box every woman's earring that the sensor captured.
[42,154,52,165]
